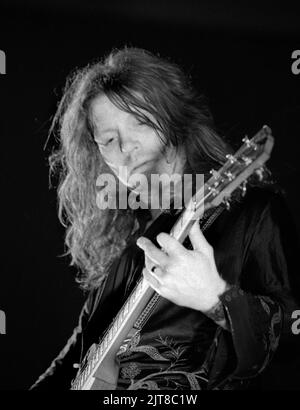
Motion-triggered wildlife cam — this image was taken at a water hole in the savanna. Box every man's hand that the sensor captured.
[136,220,227,312]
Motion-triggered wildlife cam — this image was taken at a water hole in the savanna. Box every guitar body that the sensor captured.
[81,353,119,390]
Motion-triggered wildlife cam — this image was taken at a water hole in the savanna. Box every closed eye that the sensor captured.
[96,137,115,147]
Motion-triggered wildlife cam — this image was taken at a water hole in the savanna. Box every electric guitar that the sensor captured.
[71,125,274,390]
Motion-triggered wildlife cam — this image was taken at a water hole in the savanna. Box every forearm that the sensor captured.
[216,285,283,380]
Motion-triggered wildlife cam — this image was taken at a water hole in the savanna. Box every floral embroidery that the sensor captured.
[269,310,281,352]
[259,298,271,315]
[130,380,160,390]
[118,333,209,390]
[253,302,282,374]
[121,362,141,380]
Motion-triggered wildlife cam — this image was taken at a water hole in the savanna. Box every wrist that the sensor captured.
[203,299,229,330]
[205,278,228,310]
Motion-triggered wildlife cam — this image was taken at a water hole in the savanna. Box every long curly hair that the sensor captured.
[48,46,233,291]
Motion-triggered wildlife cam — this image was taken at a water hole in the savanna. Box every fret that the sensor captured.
[85,367,89,381]
[99,343,104,355]
[126,297,132,312]
[117,311,122,325]
[131,291,137,304]
[137,280,144,295]
[136,281,144,295]
[107,330,112,342]
[80,374,84,388]
[75,378,80,390]
[115,318,120,332]
[103,336,108,348]
[119,307,125,320]
[123,302,129,315]
[112,319,117,334]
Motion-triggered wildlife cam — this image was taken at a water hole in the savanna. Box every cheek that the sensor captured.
[98,148,121,168]
[144,137,165,160]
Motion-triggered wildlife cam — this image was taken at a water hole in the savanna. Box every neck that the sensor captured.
[150,146,186,218]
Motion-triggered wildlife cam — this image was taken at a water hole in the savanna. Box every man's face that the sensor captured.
[90,94,172,195]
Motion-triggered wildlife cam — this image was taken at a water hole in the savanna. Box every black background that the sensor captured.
[0,0,299,390]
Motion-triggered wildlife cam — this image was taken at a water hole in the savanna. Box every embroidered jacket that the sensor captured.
[29,186,300,390]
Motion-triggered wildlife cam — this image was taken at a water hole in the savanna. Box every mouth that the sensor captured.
[132,160,153,173]
[127,161,153,191]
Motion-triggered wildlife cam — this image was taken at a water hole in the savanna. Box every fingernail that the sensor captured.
[137,238,146,248]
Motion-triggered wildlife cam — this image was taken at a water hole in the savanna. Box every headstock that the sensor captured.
[189,125,274,216]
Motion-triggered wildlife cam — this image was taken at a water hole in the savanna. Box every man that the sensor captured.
[30,47,299,390]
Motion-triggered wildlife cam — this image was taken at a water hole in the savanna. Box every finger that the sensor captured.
[188,220,212,253]
[137,237,169,267]
[142,268,162,293]
[148,265,165,282]
[144,255,164,274]
[155,232,186,257]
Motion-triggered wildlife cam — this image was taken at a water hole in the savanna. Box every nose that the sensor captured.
[120,139,140,157]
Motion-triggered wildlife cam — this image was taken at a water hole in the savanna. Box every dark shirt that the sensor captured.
[30,186,300,390]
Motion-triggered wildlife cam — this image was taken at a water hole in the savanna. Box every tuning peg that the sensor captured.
[239,180,247,197]
[225,154,237,164]
[242,135,251,147]
[208,186,219,196]
[224,171,234,181]
[255,167,264,181]
[209,169,219,179]
[242,136,258,150]
[241,156,253,166]
[223,196,231,210]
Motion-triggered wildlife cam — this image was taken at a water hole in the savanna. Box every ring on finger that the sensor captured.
[151,265,158,273]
